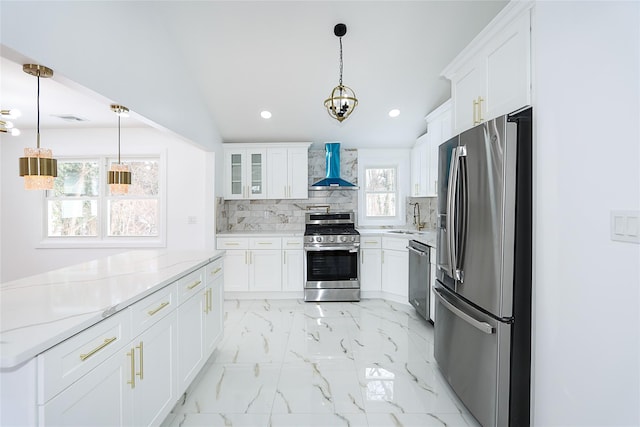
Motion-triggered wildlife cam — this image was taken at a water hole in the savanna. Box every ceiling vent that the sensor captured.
[52,114,88,123]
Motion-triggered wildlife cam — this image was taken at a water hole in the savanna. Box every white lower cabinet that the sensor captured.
[360,237,382,293]
[35,258,224,427]
[217,236,283,292]
[41,303,178,427]
[41,346,132,426]
[381,237,409,298]
[282,237,304,292]
[176,288,205,393]
[131,312,177,427]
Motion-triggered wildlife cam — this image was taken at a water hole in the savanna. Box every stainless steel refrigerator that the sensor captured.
[434,107,532,427]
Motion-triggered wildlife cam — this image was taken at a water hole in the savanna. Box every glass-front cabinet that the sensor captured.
[224,148,267,199]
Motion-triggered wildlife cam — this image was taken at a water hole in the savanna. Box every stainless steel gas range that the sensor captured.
[303,211,360,302]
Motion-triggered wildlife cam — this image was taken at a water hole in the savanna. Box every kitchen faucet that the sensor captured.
[410,202,425,231]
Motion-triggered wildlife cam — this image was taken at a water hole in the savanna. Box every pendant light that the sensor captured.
[18,64,57,190]
[108,104,131,195]
[324,23,358,122]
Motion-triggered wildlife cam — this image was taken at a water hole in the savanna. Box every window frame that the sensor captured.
[38,154,167,249]
[363,166,399,219]
[357,149,409,227]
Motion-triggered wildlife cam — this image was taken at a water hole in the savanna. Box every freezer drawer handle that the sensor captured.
[434,288,494,335]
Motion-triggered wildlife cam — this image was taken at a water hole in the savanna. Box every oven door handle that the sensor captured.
[304,246,360,252]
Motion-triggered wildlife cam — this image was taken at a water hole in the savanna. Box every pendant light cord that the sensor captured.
[117,114,121,164]
[36,71,41,149]
[338,37,343,87]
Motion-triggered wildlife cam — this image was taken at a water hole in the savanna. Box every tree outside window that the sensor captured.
[46,157,160,240]
[365,167,397,217]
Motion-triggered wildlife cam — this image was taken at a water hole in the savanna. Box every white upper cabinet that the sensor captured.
[442,2,533,134]
[411,100,452,198]
[266,144,311,199]
[224,143,310,200]
[224,148,267,200]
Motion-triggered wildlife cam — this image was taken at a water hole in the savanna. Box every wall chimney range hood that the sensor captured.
[310,142,358,190]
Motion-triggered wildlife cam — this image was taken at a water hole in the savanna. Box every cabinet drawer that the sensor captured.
[282,237,303,248]
[360,236,382,248]
[37,308,131,404]
[382,236,410,251]
[206,258,224,284]
[249,237,282,250]
[176,268,205,304]
[216,237,248,250]
[130,284,177,337]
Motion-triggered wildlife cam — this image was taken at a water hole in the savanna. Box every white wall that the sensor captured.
[1,127,215,282]
[532,2,640,425]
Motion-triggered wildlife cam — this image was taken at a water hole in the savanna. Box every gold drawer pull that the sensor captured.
[224,242,240,246]
[80,337,117,361]
[286,242,300,245]
[127,347,135,389]
[364,240,379,244]
[257,242,272,245]
[211,267,222,275]
[148,301,170,316]
[187,280,202,290]
[136,341,144,380]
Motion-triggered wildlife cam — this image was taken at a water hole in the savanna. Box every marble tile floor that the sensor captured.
[162,299,480,427]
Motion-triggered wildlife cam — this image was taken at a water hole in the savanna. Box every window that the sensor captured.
[44,156,163,247]
[357,149,409,227]
[364,167,397,217]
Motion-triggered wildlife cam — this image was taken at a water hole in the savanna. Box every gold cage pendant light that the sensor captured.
[18,64,57,190]
[324,23,358,122]
[108,104,132,195]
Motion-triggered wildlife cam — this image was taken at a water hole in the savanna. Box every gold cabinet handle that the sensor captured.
[364,240,379,244]
[187,280,202,290]
[79,337,117,361]
[245,251,248,264]
[207,288,212,313]
[257,242,272,245]
[127,347,135,389]
[148,301,169,316]
[210,266,222,277]
[477,96,484,123]
[286,242,300,246]
[203,289,209,314]
[473,98,479,125]
[224,242,240,246]
[136,341,144,380]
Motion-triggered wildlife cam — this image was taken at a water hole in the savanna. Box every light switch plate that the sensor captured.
[610,210,640,243]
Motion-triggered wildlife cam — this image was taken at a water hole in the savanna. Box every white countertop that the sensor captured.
[0,250,224,368]
[217,231,304,238]
[358,228,437,247]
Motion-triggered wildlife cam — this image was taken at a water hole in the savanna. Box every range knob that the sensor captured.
[328,236,335,243]
[340,236,347,242]
[350,236,355,242]
[315,236,322,243]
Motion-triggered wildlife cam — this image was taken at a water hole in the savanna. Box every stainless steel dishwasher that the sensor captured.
[408,239,430,321]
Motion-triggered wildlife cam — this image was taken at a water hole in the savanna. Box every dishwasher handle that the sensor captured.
[406,246,428,257]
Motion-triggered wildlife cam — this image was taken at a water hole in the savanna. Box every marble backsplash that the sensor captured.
[216,148,358,232]
[215,148,438,233]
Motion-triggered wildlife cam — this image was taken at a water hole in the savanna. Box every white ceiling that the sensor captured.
[0,1,507,150]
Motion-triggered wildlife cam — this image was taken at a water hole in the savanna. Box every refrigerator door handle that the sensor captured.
[446,148,459,280]
[434,287,494,335]
[447,146,467,283]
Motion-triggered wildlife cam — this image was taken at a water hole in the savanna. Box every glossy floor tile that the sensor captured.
[163,299,480,427]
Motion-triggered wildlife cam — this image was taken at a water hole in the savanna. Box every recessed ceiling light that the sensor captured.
[388,109,400,118]
[260,110,272,119]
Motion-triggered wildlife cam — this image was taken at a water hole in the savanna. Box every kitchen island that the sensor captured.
[0,249,225,426]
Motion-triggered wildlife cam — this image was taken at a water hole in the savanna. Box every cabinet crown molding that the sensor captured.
[441,0,534,79]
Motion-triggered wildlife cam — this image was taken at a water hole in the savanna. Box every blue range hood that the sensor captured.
[310,142,358,190]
